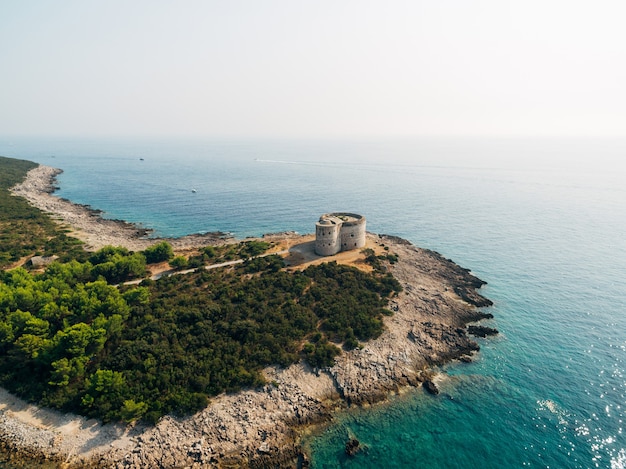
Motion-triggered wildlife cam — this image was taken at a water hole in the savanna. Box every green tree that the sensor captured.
[122,286,150,306]
[143,242,174,264]
[48,356,88,387]
[169,255,188,269]
[119,399,149,423]
[82,369,128,421]
[239,240,270,258]
[14,333,51,359]
[89,246,130,265]
[0,321,14,346]
[302,339,341,368]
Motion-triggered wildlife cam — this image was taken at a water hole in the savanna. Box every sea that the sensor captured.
[0,136,625,468]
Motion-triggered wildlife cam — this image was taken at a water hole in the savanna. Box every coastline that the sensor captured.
[2,164,495,468]
[9,165,232,252]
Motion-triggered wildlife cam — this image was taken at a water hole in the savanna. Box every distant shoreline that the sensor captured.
[2,162,495,468]
[10,164,232,252]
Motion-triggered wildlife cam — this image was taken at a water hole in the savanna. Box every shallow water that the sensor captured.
[1,137,625,468]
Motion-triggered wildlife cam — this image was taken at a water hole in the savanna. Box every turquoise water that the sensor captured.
[1,137,625,468]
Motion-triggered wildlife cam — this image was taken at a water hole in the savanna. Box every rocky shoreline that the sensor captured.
[2,165,496,468]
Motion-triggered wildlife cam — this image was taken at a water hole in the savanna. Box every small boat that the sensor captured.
[191,189,197,193]
[139,158,144,161]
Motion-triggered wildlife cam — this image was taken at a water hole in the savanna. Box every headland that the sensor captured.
[1,164,495,468]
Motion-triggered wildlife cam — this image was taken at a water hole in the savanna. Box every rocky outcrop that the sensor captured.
[423,380,439,395]
[468,325,499,337]
[345,438,361,457]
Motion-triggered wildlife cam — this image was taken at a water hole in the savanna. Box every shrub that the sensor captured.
[170,256,188,269]
[143,242,174,264]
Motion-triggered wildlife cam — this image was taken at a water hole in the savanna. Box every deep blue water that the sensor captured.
[1,137,625,468]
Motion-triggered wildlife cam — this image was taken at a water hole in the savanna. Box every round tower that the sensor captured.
[338,214,366,251]
[315,217,341,256]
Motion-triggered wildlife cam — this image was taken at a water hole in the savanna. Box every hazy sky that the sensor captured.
[1,1,624,139]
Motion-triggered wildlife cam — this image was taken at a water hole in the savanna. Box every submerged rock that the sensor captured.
[345,438,361,456]
[423,380,440,395]
[467,325,499,337]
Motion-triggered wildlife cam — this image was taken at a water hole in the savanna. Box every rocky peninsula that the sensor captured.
[2,165,495,468]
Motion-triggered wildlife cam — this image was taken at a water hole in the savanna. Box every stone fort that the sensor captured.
[314,213,366,256]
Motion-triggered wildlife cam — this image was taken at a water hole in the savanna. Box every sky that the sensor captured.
[1,1,625,139]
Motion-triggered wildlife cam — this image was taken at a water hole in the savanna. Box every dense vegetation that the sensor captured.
[0,156,402,424]
[0,156,86,267]
[184,240,272,268]
[0,252,401,423]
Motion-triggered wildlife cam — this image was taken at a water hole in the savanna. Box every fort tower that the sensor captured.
[314,213,366,256]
